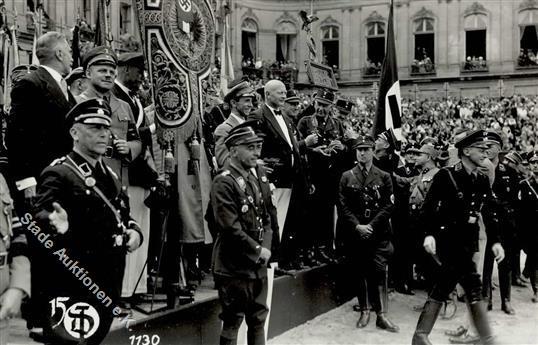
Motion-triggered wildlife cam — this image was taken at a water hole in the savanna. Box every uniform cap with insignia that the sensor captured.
[504,151,523,166]
[82,45,118,70]
[351,135,375,149]
[314,89,335,105]
[285,89,300,104]
[403,142,420,154]
[408,143,438,159]
[454,129,490,149]
[224,124,264,148]
[484,130,503,147]
[65,66,85,86]
[377,128,400,151]
[420,136,438,146]
[224,78,255,104]
[10,64,38,83]
[65,98,112,128]
[335,99,353,115]
[117,52,145,69]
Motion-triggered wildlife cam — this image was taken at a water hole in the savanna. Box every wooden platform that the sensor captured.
[104,264,343,344]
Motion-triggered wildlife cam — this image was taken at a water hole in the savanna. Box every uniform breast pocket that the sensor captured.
[343,186,362,203]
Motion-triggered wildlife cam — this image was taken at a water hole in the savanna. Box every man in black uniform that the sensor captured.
[209,125,273,345]
[337,135,399,333]
[33,98,143,344]
[298,90,346,262]
[481,131,518,314]
[517,151,538,303]
[412,129,504,345]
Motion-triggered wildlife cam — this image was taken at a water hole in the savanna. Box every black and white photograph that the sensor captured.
[1,0,538,344]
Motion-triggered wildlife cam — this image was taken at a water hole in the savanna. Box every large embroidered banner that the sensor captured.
[134,0,215,138]
[134,0,215,248]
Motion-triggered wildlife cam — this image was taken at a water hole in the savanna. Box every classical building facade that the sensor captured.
[230,0,538,98]
[4,0,138,64]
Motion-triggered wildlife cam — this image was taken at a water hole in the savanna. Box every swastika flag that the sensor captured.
[373,0,403,142]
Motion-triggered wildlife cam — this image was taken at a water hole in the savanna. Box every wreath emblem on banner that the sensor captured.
[136,0,214,129]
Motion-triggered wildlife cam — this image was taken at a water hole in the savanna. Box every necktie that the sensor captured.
[247,172,260,204]
[274,109,282,116]
[95,161,107,180]
[95,161,114,196]
[60,78,69,100]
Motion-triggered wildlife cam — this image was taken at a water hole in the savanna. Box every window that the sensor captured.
[412,18,435,74]
[414,18,434,62]
[321,25,339,69]
[463,14,487,71]
[83,0,91,22]
[518,9,538,67]
[241,18,258,65]
[120,3,131,35]
[464,14,487,61]
[366,21,385,65]
[276,21,297,63]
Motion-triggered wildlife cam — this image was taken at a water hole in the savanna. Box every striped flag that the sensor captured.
[31,31,39,65]
[71,23,81,68]
[94,0,107,46]
[373,0,402,141]
[219,1,234,97]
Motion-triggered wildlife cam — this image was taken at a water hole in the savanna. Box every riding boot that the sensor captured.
[356,279,370,328]
[412,299,443,345]
[500,271,515,314]
[530,269,538,302]
[468,300,496,345]
[482,249,494,310]
[374,285,399,332]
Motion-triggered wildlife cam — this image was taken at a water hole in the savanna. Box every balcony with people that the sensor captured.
[461,55,489,72]
[410,55,436,76]
[362,59,381,78]
[516,48,538,69]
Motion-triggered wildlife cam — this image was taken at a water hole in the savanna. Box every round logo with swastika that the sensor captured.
[63,302,100,340]
[178,0,192,12]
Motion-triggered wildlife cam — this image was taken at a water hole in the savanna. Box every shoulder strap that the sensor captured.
[525,179,538,199]
[445,168,464,200]
[64,156,124,227]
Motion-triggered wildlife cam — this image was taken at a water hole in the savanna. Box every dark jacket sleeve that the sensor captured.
[337,172,360,229]
[212,176,262,263]
[419,168,447,239]
[7,79,40,182]
[480,176,501,246]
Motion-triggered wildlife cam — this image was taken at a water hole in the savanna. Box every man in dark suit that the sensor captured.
[8,31,75,204]
[250,80,317,268]
[33,98,142,344]
[6,31,75,332]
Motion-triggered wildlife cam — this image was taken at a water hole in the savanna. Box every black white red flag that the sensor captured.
[373,0,403,141]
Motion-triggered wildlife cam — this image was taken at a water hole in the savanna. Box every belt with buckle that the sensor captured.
[0,252,7,269]
[364,209,371,218]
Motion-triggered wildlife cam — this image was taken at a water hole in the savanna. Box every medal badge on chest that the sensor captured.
[241,204,249,213]
[85,177,96,187]
[236,177,246,192]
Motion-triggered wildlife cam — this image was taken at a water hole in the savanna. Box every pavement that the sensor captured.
[269,283,538,345]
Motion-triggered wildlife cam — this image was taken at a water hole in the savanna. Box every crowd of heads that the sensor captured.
[213,76,538,178]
